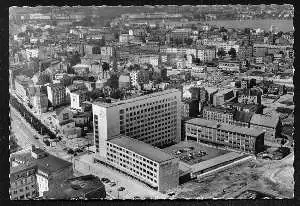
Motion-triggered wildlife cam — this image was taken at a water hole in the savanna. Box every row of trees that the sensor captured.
[10,96,57,139]
[217,47,237,59]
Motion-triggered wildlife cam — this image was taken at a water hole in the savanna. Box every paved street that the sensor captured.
[74,153,167,199]
[10,105,71,160]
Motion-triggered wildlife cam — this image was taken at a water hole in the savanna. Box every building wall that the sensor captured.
[70,92,88,111]
[47,85,66,107]
[250,124,276,142]
[33,94,48,114]
[158,159,179,192]
[203,109,234,125]
[10,168,37,200]
[93,89,182,159]
[15,81,29,102]
[185,122,264,154]
[36,165,73,197]
[106,141,160,188]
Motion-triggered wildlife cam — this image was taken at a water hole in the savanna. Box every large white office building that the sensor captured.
[92,88,182,158]
[92,89,182,191]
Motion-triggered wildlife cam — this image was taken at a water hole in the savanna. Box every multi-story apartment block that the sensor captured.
[106,135,179,192]
[10,162,38,200]
[218,60,241,72]
[46,83,66,107]
[32,93,48,114]
[92,89,182,158]
[10,146,73,199]
[100,46,114,56]
[14,75,33,103]
[129,70,139,87]
[202,106,251,127]
[212,89,235,107]
[70,89,89,112]
[185,118,265,154]
[237,88,262,105]
[197,46,216,62]
[250,113,281,142]
[202,106,235,125]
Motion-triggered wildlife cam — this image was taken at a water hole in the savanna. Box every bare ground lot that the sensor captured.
[173,152,294,199]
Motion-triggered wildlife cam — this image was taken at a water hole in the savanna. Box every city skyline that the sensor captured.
[8,5,294,200]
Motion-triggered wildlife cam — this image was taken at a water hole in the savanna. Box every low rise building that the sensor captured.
[218,60,241,72]
[250,113,281,142]
[185,118,265,154]
[106,135,179,192]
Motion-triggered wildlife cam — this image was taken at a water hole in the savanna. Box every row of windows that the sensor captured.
[123,97,177,112]
[106,157,158,184]
[107,143,158,167]
[186,125,254,138]
[124,106,177,118]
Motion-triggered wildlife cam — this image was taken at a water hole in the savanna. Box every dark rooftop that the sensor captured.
[43,175,106,199]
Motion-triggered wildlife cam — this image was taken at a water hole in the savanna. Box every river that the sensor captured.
[204,19,294,32]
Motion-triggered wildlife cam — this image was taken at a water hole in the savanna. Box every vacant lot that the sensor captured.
[174,153,294,199]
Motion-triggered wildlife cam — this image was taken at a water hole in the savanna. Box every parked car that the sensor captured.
[110,182,116,187]
[34,135,39,139]
[117,187,125,191]
[101,178,110,183]
[67,149,74,154]
[133,196,141,200]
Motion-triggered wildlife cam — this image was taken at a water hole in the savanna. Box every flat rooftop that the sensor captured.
[44,175,105,199]
[163,140,228,166]
[108,135,176,163]
[93,88,180,108]
[10,148,72,176]
[186,118,265,137]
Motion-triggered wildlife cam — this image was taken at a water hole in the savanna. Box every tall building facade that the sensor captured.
[92,89,182,159]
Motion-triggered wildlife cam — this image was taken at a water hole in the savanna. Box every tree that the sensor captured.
[185,38,193,46]
[217,48,226,58]
[70,51,81,67]
[102,62,110,73]
[228,48,237,59]
[10,134,19,153]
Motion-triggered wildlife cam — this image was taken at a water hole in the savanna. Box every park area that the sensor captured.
[163,141,228,166]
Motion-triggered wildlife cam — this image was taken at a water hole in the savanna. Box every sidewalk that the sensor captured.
[73,154,167,199]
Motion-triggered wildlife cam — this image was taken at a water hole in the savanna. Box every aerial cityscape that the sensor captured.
[9,5,294,200]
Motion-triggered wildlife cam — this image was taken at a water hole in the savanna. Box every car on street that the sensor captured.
[110,182,116,187]
[101,178,110,183]
[168,192,175,197]
[67,149,75,154]
[117,187,125,191]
